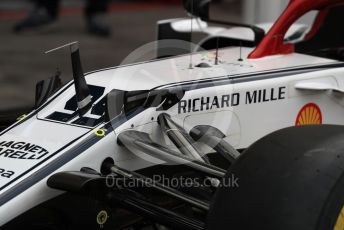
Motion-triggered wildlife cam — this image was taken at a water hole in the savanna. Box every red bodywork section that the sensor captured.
[248,0,344,59]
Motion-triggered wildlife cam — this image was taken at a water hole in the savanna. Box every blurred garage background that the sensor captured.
[0,0,298,125]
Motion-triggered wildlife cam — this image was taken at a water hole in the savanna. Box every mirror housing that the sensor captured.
[35,71,62,108]
[183,0,211,20]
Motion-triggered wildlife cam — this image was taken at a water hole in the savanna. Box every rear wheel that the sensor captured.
[207,125,344,230]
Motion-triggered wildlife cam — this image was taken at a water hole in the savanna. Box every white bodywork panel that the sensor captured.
[84,47,336,91]
[199,23,308,42]
[160,17,309,46]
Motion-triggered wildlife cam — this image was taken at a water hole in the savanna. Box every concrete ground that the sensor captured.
[0,1,241,115]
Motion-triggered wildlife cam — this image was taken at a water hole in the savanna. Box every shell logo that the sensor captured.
[295,103,322,126]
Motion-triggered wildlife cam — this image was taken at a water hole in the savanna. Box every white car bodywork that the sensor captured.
[0,45,344,225]
[158,17,309,49]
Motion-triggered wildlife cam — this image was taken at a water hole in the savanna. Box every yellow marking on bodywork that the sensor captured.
[16,114,27,121]
[97,210,108,226]
[94,129,106,137]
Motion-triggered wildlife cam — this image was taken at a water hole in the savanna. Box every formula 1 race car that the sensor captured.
[1,0,344,229]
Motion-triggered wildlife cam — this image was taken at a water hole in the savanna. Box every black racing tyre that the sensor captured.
[206,125,344,230]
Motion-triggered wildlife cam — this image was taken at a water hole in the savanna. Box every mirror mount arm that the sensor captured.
[45,41,92,116]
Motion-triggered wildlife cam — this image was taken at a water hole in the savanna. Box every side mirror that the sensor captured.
[105,89,126,121]
[182,0,211,20]
[35,71,62,108]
